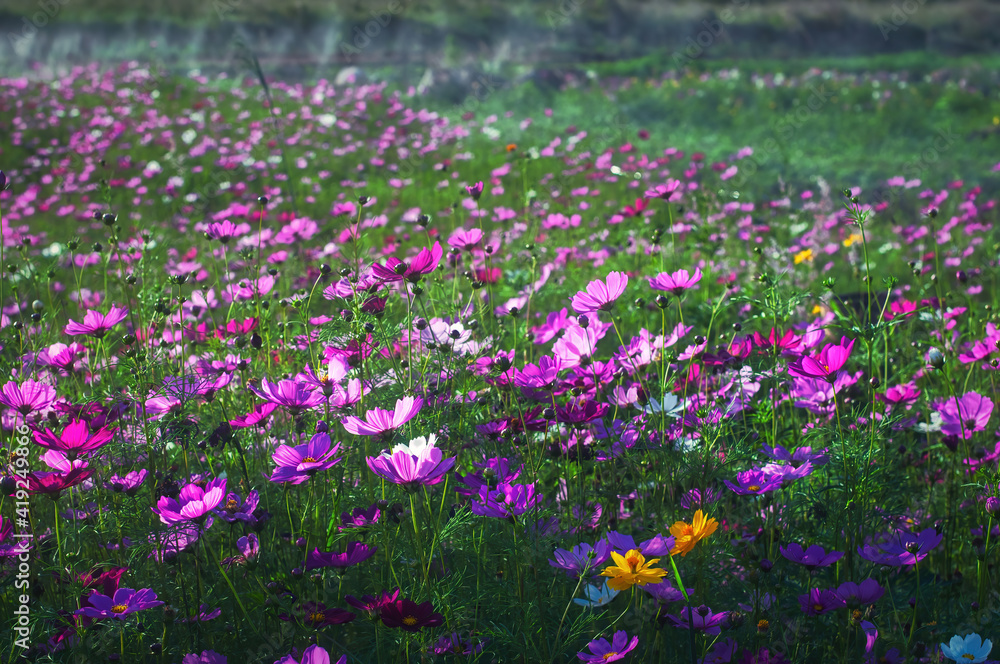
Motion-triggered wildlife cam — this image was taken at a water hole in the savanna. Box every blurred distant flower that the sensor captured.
[181,651,227,664]
[305,541,377,571]
[465,181,484,200]
[665,606,727,634]
[275,645,346,664]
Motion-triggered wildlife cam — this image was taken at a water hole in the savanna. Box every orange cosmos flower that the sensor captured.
[599,549,668,591]
[669,509,719,557]
[505,143,517,152]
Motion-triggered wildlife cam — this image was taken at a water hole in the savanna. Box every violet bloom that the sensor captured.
[181,651,228,664]
[857,527,942,566]
[152,477,226,526]
[379,598,445,632]
[465,181,484,200]
[222,533,260,568]
[576,631,639,663]
[105,469,148,496]
[213,490,260,524]
[343,396,423,437]
[761,444,829,467]
[305,541,377,571]
[470,482,542,518]
[33,419,116,461]
[75,587,164,620]
[648,268,702,297]
[642,580,688,604]
[787,337,855,382]
[604,531,675,557]
[549,541,612,578]
[250,378,324,414]
[665,606,727,634]
[724,469,783,496]
[571,271,628,315]
[366,433,455,489]
[779,543,844,570]
[798,588,846,615]
[447,227,483,251]
[938,392,994,439]
[340,504,381,531]
[0,379,56,416]
[64,305,129,338]
[276,645,347,664]
[204,219,250,244]
[429,633,486,656]
[680,488,722,509]
[270,433,342,485]
[835,578,885,606]
[372,242,443,284]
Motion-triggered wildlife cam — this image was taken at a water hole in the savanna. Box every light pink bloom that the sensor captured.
[342,396,423,436]
[571,272,628,315]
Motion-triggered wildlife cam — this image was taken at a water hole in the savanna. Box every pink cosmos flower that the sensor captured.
[0,379,56,416]
[571,272,628,315]
[269,433,343,484]
[372,242,443,284]
[648,269,702,297]
[249,378,325,414]
[342,396,423,437]
[33,419,116,461]
[64,305,129,338]
[938,392,994,439]
[366,434,455,489]
[787,337,855,382]
[152,478,226,525]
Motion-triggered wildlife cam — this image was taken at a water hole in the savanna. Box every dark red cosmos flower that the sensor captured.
[20,469,95,499]
[379,598,444,632]
[280,601,355,628]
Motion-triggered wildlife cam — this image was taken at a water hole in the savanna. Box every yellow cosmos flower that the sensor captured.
[793,248,814,264]
[669,509,719,557]
[599,549,667,591]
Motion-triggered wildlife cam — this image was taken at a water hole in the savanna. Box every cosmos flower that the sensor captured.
[664,606,727,634]
[366,433,455,489]
[938,392,993,439]
[599,549,667,591]
[343,396,423,437]
[857,527,942,566]
[152,477,226,526]
[469,482,541,518]
[75,587,164,620]
[372,243,443,284]
[305,542,377,571]
[779,543,844,570]
[573,579,620,608]
[939,633,992,663]
[576,631,639,662]
[549,541,612,578]
[798,588,847,615]
[571,271,628,315]
[787,337,855,382]
[648,268,702,297]
[379,598,444,632]
[104,469,148,496]
[181,651,228,664]
[0,379,57,416]
[275,645,347,664]
[724,469,784,496]
[249,378,324,414]
[270,433,342,485]
[64,305,129,338]
[32,419,116,460]
[835,578,885,606]
[669,510,718,557]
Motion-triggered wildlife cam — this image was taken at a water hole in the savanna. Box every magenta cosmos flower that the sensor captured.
[75,587,164,619]
[250,378,325,414]
[723,470,783,496]
[577,631,639,663]
[343,396,423,437]
[33,419,116,461]
[938,392,993,439]
[276,645,347,664]
[779,543,844,570]
[64,305,129,338]
[152,477,226,525]
[269,432,342,484]
[366,434,455,489]
[648,268,702,297]
[571,271,628,315]
[306,541,378,570]
[372,242,443,284]
[788,337,855,381]
[0,379,56,416]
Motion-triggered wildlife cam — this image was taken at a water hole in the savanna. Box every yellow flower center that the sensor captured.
[309,611,325,623]
[813,603,823,612]
[602,653,619,661]
[403,615,418,626]
[226,499,238,510]
[111,604,128,613]
[758,619,769,632]
[626,554,641,572]
[302,457,316,463]
[747,485,761,492]
[963,655,976,661]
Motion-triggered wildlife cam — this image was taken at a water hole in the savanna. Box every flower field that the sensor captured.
[2,59,1000,663]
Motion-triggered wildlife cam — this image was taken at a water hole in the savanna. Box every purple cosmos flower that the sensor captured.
[835,578,885,606]
[105,469,148,496]
[340,504,381,530]
[447,227,483,252]
[75,587,164,619]
[550,540,613,577]
[222,533,260,568]
[680,488,722,509]
[152,477,226,525]
[250,378,325,414]
[204,219,250,244]
[343,396,423,436]
[857,527,942,566]
[761,444,829,467]
[280,601,356,628]
[379,598,444,632]
[603,531,675,557]
[648,268,702,297]
[346,588,400,620]
[213,490,260,524]
[465,181,484,200]
[177,604,223,624]
[0,379,56,416]
[798,588,846,615]
[938,392,994,439]
[576,631,639,663]
[641,580,689,604]
[724,469,784,496]
[21,468,94,499]
[305,541,377,571]
[571,271,628,315]
[779,543,844,570]
[366,433,455,489]
[276,645,347,664]
[787,337,855,382]
[372,242,443,284]
[33,419,116,460]
[665,606,727,634]
[64,305,129,338]
[455,456,524,495]
[270,433,342,485]
[470,482,542,518]
[181,651,228,664]
[429,632,486,656]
